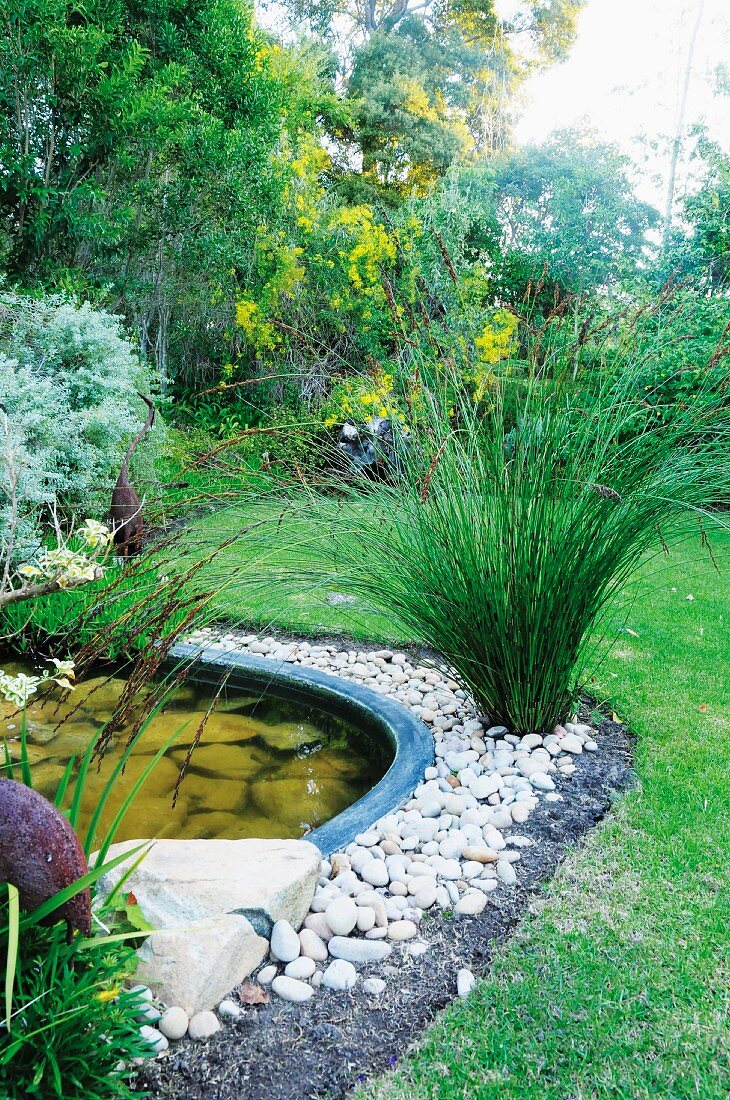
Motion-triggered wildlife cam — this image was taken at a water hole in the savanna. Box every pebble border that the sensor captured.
[137,627,602,1048]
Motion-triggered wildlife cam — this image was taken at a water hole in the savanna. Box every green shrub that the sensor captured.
[0,920,151,1100]
[0,292,162,552]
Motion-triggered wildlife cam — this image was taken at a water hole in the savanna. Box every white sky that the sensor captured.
[514,0,730,207]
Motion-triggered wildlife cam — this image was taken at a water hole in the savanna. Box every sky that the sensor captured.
[514,0,730,207]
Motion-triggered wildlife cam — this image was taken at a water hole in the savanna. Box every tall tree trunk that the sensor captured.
[662,0,705,251]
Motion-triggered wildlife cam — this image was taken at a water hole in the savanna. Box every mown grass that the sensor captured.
[352,530,730,1100]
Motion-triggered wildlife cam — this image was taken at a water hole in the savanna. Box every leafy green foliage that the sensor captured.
[0,920,151,1100]
[0,0,337,386]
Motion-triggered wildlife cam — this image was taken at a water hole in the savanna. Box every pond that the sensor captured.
[0,662,393,844]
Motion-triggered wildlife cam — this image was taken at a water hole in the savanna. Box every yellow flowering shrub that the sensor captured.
[323,367,410,428]
[471,309,519,400]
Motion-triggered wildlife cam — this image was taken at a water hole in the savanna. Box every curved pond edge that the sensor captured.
[167,642,435,857]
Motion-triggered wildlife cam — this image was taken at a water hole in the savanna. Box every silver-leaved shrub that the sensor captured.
[0,292,162,553]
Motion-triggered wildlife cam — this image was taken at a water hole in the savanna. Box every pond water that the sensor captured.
[0,663,393,844]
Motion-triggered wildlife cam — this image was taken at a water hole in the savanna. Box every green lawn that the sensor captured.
[351,532,730,1100]
[186,502,730,1097]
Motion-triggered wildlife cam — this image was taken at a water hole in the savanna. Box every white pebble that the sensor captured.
[158,1006,189,1041]
[325,896,359,936]
[271,976,315,1003]
[285,956,317,980]
[187,1011,221,1041]
[457,969,476,998]
[322,958,358,991]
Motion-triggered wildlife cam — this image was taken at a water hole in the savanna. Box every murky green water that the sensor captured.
[0,663,392,843]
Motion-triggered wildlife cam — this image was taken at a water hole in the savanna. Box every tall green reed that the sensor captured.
[211,347,729,733]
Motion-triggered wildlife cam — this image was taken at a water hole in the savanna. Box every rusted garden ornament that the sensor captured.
[0,778,91,938]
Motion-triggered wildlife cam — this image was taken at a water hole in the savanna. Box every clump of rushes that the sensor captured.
[245,349,728,734]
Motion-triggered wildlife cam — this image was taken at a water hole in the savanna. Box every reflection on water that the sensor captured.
[0,663,392,843]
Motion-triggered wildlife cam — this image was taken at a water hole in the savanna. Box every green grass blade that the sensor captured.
[93,722,188,868]
[53,756,77,810]
[4,884,19,1030]
[19,711,32,788]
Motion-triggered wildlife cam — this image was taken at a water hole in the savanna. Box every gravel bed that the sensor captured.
[135,630,633,1100]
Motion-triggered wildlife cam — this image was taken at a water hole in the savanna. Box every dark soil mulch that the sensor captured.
[135,712,633,1100]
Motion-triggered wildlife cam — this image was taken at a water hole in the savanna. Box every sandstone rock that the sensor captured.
[95,838,320,1014]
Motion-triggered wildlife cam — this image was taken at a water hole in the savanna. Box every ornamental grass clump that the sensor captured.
[247,356,729,734]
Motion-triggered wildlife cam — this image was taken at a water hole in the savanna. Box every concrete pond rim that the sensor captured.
[167,642,435,856]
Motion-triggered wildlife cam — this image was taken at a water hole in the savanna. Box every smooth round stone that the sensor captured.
[328,936,392,963]
[436,859,462,880]
[356,830,380,846]
[361,861,389,887]
[510,802,531,824]
[271,976,315,1003]
[457,969,475,998]
[407,941,430,956]
[218,999,242,1019]
[389,881,408,897]
[496,860,517,886]
[365,926,388,939]
[130,984,154,1004]
[380,840,401,855]
[455,891,487,915]
[285,956,317,980]
[356,906,376,932]
[188,1011,221,1041]
[362,977,386,996]
[159,1007,189,1038]
[560,733,583,753]
[461,860,485,880]
[322,958,358,991]
[158,1007,188,1042]
[413,882,438,909]
[270,919,300,963]
[258,963,278,984]
[521,733,543,749]
[469,774,501,800]
[325,896,359,936]
[462,845,498,864]
[140,1025,168,1054]
[585,740,598,751]
[531,772,556,791]
[387,919,418,941]
[136,1002,161,1024]
[298,928,329,962]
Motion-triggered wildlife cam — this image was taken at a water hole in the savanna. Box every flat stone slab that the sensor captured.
[96,838,320,1014]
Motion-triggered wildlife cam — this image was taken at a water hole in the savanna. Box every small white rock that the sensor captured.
[218,999,242,1019]
[140,1025,168,1054]
[387,919,418,941]
[362,977,387,996]
[187,1011,221,1041]
[322,958,358,991]
[158,1006,189,1042]
[285,956,317,980]
[258,964,278,985]
[455,891,487,915]
[457,969,476,998]
[270,920,300,963]
[271,976,315,1003]
[325,896,359,936]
